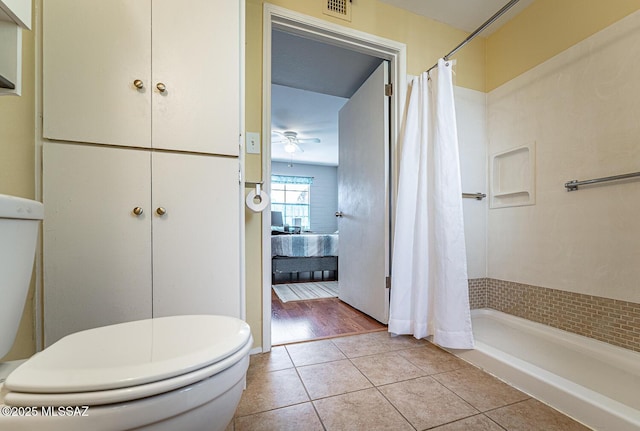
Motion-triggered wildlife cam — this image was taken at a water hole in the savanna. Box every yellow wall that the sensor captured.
[486,0,640,91]
[244,0,487,347]
[0,26,36,361]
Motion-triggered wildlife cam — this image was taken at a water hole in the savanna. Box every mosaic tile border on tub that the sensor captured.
[467,278,488,309]
[468,278,640,353]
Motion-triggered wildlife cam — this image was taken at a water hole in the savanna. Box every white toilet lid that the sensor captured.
[5,315,251,394]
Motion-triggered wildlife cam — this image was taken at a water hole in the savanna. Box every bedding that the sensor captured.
[271,234,338,258]
[271,234,339,282]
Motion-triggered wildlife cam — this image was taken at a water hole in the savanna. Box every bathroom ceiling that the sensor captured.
[378,0,535,34]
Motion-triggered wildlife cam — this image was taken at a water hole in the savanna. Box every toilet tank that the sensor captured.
[0,194,43,358]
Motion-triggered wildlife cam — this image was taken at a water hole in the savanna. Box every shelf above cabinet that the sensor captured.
[0,20,22,95]
[0,0,32,29]
[0,72,15,89]
[0,0,29,94]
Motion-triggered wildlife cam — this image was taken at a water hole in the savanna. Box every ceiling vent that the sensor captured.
[323,0,351,21]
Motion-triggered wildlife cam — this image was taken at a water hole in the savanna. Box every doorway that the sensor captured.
[262,5,407,351]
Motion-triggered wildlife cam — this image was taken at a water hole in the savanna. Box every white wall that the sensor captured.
[455,86,488,279]
[271,161,338,233]
[487,10,640,303]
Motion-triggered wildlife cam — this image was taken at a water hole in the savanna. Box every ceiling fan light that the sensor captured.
[284,143,297,153]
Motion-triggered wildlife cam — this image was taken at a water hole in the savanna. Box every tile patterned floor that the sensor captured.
[230,332,591,430]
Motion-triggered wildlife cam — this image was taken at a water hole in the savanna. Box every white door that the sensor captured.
[152,0,240,156]
[43,144,153,346]
[152,153,241,318]
[337,61,390,323]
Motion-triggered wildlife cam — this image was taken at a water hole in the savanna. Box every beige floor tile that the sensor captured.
[235,368,309,417]
[351,351,426,385]
[225,419,235,431]
[433,367,529,412]
[285,339,346,367]
[379,376,479,429]
[330,333,398,358]
[297,359,372,399]
[365,331,427,349]
[247,346,293,377]
[234,403,324,431]
[430,414,504,430]
[313,388,414,431]
[486,399,591,431]
[397,344,469,375]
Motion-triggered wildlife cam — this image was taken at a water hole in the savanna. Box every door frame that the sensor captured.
[261,4,407,352]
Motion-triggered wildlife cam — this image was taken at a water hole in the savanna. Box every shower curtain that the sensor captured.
[388,58,474,349]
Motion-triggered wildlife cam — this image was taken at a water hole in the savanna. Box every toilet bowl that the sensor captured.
[0,314,252,431]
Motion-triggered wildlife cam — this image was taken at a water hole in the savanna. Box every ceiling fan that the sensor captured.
[272,130,321,153]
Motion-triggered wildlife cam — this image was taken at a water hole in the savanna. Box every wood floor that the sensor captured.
[271,288,387,345]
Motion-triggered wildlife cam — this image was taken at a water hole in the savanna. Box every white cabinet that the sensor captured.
[43,143,241,346]
[0,0,31,95]
[43,0,240,156]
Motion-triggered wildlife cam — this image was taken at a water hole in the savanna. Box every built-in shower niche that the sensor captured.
[490,143,536,208]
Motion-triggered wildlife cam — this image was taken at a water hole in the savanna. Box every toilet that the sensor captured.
[0,194,252,431]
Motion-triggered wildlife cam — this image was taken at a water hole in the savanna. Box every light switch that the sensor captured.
[246,132,260,154]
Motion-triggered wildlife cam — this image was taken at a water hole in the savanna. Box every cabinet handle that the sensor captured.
[132,207,144,216]
[156,82,166,93]
[156,207,167,216]
[133,79,144,89]
[335,211,344,218]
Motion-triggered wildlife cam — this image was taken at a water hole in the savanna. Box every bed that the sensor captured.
[271,233,339,283]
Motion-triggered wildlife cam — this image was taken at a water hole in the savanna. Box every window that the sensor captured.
[271,175,312,230]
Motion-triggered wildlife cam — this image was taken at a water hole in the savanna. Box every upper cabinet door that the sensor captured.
[43,0,152,147]
[151,0,240,156]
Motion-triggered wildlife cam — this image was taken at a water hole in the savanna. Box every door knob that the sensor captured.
[133,79,144,89]
[132,207,144,216]
[335,211,344,218]
[156,82,166,93]
[156,207,167,216]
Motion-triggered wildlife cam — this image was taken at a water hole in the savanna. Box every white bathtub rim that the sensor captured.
[455,340,640,431]
[448,309,640,431]
[471,308,640,374]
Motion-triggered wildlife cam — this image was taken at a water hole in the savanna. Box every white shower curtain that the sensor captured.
[388,58,474,349]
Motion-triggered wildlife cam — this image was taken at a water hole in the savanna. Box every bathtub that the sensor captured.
[448,309,640,431]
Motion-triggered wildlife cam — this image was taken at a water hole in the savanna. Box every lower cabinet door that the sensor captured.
[151,152,241,318]
[43,143,153,346]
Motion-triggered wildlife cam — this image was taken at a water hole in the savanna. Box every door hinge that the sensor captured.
[386,276,391,289]
[384,83,393,97]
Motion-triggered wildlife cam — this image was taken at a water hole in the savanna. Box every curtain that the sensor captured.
[388,58,474,349]
[271,175,314,185]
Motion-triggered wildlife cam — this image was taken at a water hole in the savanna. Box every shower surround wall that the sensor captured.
[454,86,487,280]
[479,10,640,353]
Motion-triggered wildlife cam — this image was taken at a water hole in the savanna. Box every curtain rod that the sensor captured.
[426,0,521,74]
